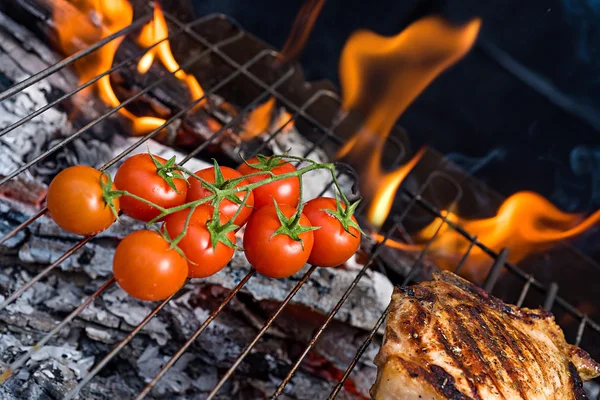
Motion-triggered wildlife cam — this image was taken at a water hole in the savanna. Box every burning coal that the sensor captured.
[52,0,205,135]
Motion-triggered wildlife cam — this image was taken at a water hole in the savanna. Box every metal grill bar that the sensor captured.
[543,282,559,311]
[0,278,115,383]
[454,235,477,274]
[0,236,93,311]
[516,275,534,307]
[135,271,255,399]
[205,266,318,400]
[64,295,174,400]
[0,52,295,386]
[0,9,597,400]
[0,15,151,103]
[0,13,236,140]
[482,248,509,293]
[327,304,388,400]
[271,172,462,398]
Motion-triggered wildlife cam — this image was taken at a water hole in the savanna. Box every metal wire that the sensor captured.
[0,15,151,103]
[206,266,318,400]
[0,9,598,400]
[134,271,255,399]
[0,51,295,386]
[0,278,115,383]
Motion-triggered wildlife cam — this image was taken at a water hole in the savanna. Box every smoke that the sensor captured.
[560,0,600,63]
[446,148,506,175]
[570,146,600,205]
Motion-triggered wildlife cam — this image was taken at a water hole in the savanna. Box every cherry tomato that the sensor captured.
[47,166,118,235]
[113,230,188,301]
[303,197,361,267]
[243,204,314,278]
[163,206,235,278]
[186,166,254,227]
[114,153,188,222]
[237,157,300,209]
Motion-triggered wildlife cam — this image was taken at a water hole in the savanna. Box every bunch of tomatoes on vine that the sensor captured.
[46,151,363,301]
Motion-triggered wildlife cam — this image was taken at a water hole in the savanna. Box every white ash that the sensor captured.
[267,126,355,202]
[106,135,212,177]
[203,241,392,332]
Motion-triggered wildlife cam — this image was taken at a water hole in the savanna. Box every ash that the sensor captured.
[0,9,384,396]
[1,134,387,399]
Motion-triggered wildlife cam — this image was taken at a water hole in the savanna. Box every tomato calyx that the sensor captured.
[270,199,319,248]
[149,153,187,193]
[205,192,247,251]
[201,160,252,214]
[206,217,240,250]
[323,196,366,237]
[242,154,286,172]
[100,172,121,220]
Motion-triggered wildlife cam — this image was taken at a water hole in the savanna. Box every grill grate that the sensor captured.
[0,6,599,399]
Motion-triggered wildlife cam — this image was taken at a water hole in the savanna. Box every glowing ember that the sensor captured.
[277,0,326,65]
[240,98,276,140]
[136,4,206,109]
[273,110,296,134]
[52,0,205,135]
[53,0,132,101]
[337,16,481,227]
[378,191,600,283]
[239,98,295,140]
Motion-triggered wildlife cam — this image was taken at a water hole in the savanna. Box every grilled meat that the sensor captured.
[371,271,600,400]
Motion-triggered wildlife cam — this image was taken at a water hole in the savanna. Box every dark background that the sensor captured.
[191,0,600,260]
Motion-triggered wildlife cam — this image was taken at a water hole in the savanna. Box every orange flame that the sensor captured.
[277,0,326,65]
[378,191,600,283]
[136,4,206,109]
[52,0,206,135]
[52,0,165,134]
[240,98,276,140]
[337,16,481,227]
[240,98,295,140]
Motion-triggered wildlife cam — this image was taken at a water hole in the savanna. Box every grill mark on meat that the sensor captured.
[372,271,600,400]
[490,313,553,390]
[467,307,529,399]
[451,306,510,399]
[439,313,485,399]
[398,358,470,400]
[568,362,589,400]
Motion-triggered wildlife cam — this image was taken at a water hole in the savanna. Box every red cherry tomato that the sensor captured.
[113,230,188,301]
[114,153,188,222]
[243,204,314,278]
[303,197,361,267]
[47,166,118,235]
[186,166,254,227]
[162,206,235,278]
[237,157,300,209]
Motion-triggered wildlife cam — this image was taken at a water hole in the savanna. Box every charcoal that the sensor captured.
[0,258,378,399]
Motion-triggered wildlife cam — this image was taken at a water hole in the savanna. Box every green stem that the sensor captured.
[169,204,197,249]
[175,165,218,191]
[231,163,323,193]
[228,190,252,223]
[146,195,215,225]
[277,154,319,165]
[327,165,350,205]
[110,190,167,213]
